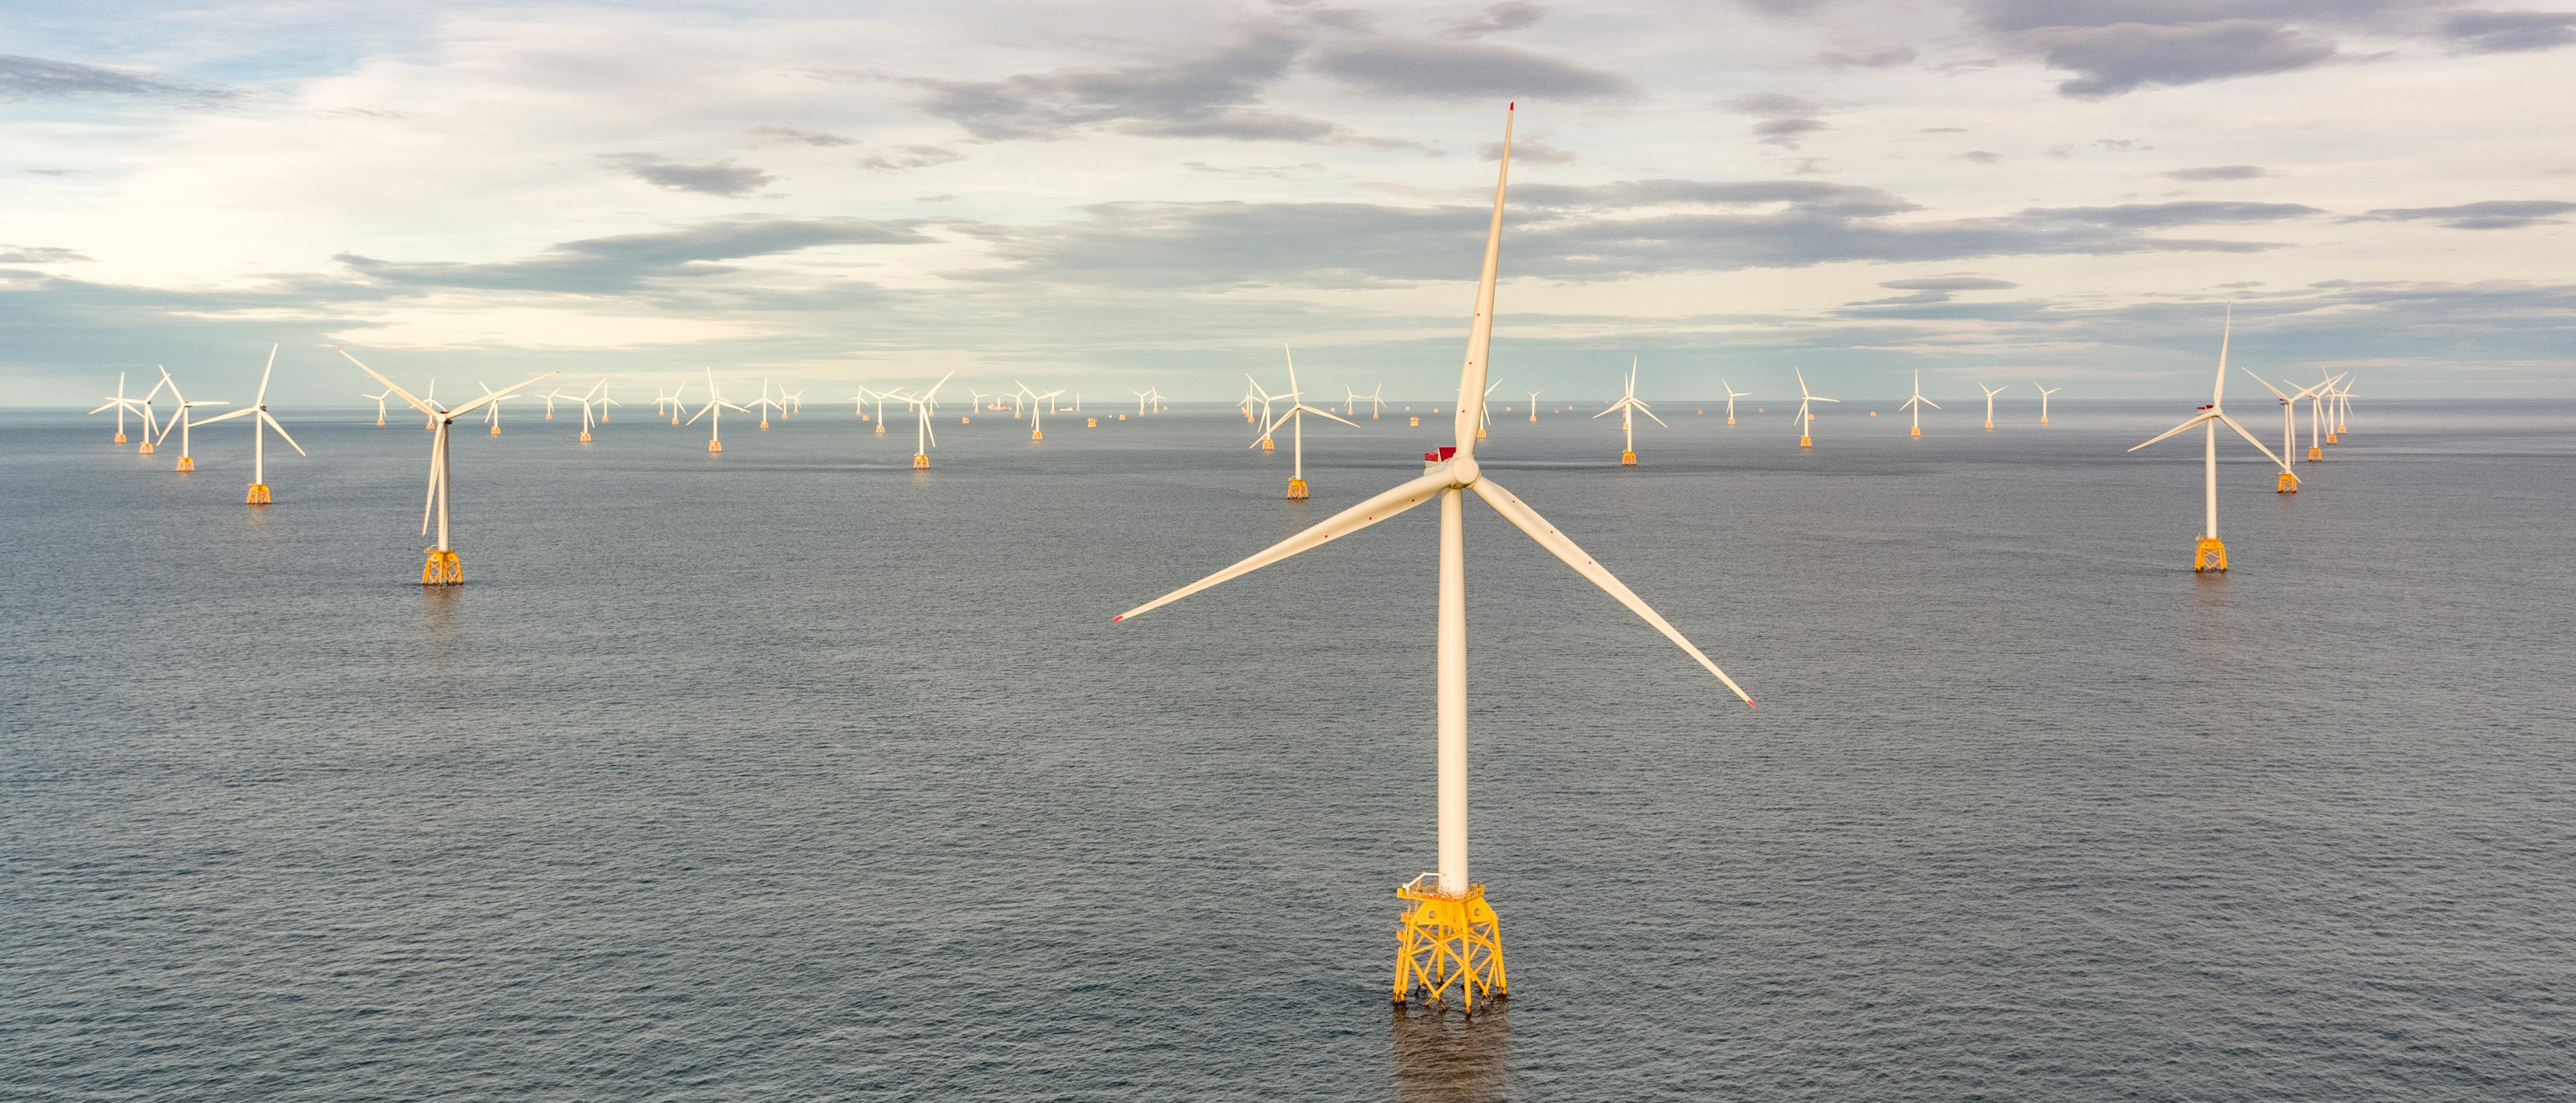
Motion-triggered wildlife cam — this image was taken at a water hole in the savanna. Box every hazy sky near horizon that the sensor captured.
[4,0,2574,405]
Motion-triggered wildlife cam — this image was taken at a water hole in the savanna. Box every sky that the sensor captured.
[4,0,2574,407]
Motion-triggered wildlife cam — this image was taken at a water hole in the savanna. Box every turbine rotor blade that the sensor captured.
[2128,411,2218,451]
[1470,477,1752,706]
[1114,469,1453,622]
[2218,412,2291,469]
[264,413,308,455]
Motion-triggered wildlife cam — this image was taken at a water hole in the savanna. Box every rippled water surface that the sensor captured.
[5,399,2572,1101]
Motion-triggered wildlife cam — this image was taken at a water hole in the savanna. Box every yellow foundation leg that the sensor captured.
[1984,421,1994,430]
[1286,477,1308,499]
[376,417,386,426]
[115,432,128,444]
[1477,428,1488,440]
[2308,446,2322,462]
[176,456,195,471]
[876,424,886,434]
[1087,418,1097,427]
[2193,537,2228,573]
[420,548,462,586]
[489,425,501,435]
[1031,428,1042,440]
[245,483,270,504]
[708,440,722,452]
[2325,431,2337,444]
[1261,437,1275,451]
[962,417,971,424]
[1726,416,1735,425]
[2277,471,2298,494]
[759,419,769,429]
[912,452,930,469]
[2041,415,2051,425]
[1409,417,1420,426]
[1910,426,1920,437]
[671,415,681,426]
[580,430,592,443]
[1394,878,1506,1012]
[1798,436,1811,448]
[1621,451,1636,465]
[139,440,155,454]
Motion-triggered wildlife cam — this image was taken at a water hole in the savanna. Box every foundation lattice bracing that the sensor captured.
[1394,877,1506,1014]
[420,549,462,586]
[1620,451,1637,466]
[139,440,156,454]
[176,456,194,471]
[2276,471,2297,494]
[2193,537,2229,573]
[913,452,930,469]
[1286,477,1308,500]
[246,483,271,504]
[116,433,128,444]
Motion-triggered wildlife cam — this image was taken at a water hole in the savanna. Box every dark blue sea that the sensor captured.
[5,396,2571,1101]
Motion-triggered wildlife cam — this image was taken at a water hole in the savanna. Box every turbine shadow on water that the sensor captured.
[1391,1004,1516,1103]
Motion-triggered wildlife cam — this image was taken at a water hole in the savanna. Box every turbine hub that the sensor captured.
[1450,455,1480,486]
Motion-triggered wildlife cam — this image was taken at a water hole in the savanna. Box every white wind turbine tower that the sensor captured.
[192,345,306,504]
[1246,375,1281,450]
[1475,379,1501,439]
[1977,382,2006,429]
[903,371,955,468]
[1790,368,1837,448]
[135,372,171,453]
[1116,106,1750,1013]
[749,378,784,429]
[342,350,556,584]
[2125,306,2292,573]
[1346,385,1365,417]
[1239,380,1259,423]
[868,386,898,433]
[475,383,515,435]
[2246,371,2337,493]
[850,385,871,419]
[362,389,392,426]
[1593,357,1666,465]
[1030,387,1065,440]
[1135,389,1153,416]
[660,385,685,425]
[89,372,149,444]
[568,379,606,443]
[1257,344,1361,499]
[2301,375,2334,461]
[599,383,619,422]
[1365,384,1385,420]
[1722,379,1750,426]
[1150,387,1169,414]
[2033,383,2060,424]
[1900,371,1941,437]
[538,389,564,422]
[688,369,750,452]
[151,368,228,472]
[1524,390,1541,422]
[780,388,798,419]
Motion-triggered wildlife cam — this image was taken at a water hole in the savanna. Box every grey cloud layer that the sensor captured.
[966,181,2322,289]
[337,218,934,293]
[2355,199,2576,229]
[600,154,777,197]
[0,53,231,100]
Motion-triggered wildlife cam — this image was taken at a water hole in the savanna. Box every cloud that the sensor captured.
[1959,150,2003,164]
[1816,45,1919,68]
[1448,2,1549,38]
[336,218,935,293]
[2020,20,2338,98]
[1727,92,1831,149]
[1311,38,1633,99]
[2443,9,2576,52]
[855,144,966,171]
[962,178,2322,290]
[0,246,92,263]
[599,154,777,196]
[908,30,1355,143]
[2164,164,2271,181]
[751,125,854,146]
[0,53,231,100]
[2352,199,2576,229]
[1480,138,1576,163]
[1882,275,2020,290]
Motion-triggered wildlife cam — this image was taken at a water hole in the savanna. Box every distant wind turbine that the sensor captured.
[1900,371,1940,437]
[2033,383,2060,424]
[1791,368,1837,448]
[1592,358,1666,465]
[192,346,306,504]
[2125,306,2292,573]
[342,350,556,584]
[1722,379,1750,426]
[1257,345,1360,499]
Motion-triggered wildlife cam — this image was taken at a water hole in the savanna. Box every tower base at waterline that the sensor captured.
[246,483,270,504]
[1286,477,1308,500]
[1394,875,1506,1014]
[2193,537,2228,573]
[2277,472,2297,494]
[421,548,462,586]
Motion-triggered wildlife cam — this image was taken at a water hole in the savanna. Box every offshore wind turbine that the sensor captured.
[2246,371,2336,492]
[475,383,515,435]
[2126,307,2292,573]
[343,350,556,584]
[599,383,619,422]
[1592,357,1666,465]
[1899,371,1941,437]
[192,346,305,504]
[749,379,783,429]
[1524,390,1541,422]
[1030,387,1065,440]
[1722,379,1750,426]
[1365,384,1385,420]
[1790,368,1837,448]
[135,372,171,453]
[2034,383,2060,424]
[1247,375,1281,450]
[660,385,685,425]
[151,368,228,472]
[569,379,606,443]
[1115,105,1750,1013]
[90,372,148,444]
[904,371,955,468]
[868,386,898,433]
[1257,345,1361,499]
[1977,383,2005,429]
[1475,379,1501,440]
[687,369,750,452]
[363,389,391,426]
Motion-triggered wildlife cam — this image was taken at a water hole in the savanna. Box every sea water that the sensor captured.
[4,400,2571,1101]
